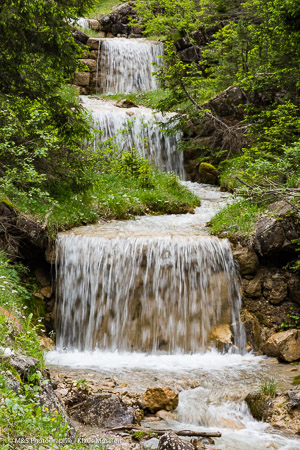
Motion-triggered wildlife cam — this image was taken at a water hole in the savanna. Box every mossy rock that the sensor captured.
[198,162,219,185]
[292,375,300,386]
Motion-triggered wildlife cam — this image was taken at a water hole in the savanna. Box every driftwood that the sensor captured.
[109,425,221,438]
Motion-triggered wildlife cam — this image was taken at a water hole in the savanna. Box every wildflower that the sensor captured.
[51,417,56,421]
[11,290,17,294]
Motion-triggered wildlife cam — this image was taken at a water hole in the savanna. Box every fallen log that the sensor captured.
[109,425,221,438]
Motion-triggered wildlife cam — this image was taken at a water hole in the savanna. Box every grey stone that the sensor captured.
[158,432,194,450]
[143,438,160,449]
[72,393,135,428]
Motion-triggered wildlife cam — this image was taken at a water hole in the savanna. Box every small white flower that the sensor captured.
[0,276,6,279]
[3,281,8,284]
[11,290,17,294]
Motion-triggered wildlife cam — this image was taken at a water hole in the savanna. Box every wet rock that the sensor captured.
[71,393,135,428]
[142,387,179,413]
[263,273,287,304]
[262,329,300,362]
[158,431,194,450]
[232,245,259,275]
[115,98,138,108]
[210,324,232,350]
[246,387,300,433]
[240,310,261,351]
[253,208,300,257]
[245,392,273,421]
[143,438,160,449]
[198,163,219,185]
[155,409,175,420]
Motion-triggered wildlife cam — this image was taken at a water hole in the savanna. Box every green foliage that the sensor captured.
[281,307,300,331]
[89,0,123,17]
[99,90,169,110]
[132,430,146,441]
[260,377,277,398]
[0,0,92,98]
[210,198,263,238]
[0,92,93,200]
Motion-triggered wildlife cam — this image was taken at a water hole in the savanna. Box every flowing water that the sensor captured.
[82,96,184,177]
[49,183,300,449]
[97,38,163,94]
[48,34,300,449]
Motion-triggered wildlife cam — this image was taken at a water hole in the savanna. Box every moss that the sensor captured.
[0,198,13,208]
[199,162,218,174]
[292,375,300,385]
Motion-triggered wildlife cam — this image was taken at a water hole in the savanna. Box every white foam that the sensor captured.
[46,349,261,371]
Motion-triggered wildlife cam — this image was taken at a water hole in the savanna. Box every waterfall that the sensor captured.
[56,234,245,353]
[98,38,163,94]
[81,98,184,177]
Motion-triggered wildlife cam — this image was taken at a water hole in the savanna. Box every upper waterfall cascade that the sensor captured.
[81,97,184,177]
[96,38,163,94]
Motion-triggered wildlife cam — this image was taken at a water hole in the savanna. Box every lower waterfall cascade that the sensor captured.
[56,234,245,353]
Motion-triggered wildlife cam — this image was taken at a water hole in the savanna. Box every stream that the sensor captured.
[47,37,300,449]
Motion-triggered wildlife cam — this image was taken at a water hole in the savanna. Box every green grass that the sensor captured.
[260,378,277,398]
[2,169,199,238]
[96,89,169,109]
[210,198,264,238]
[88,0,124,17]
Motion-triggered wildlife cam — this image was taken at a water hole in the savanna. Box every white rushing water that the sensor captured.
[97,38,163,93]
[81,96,185,177]
[56,235,245,352]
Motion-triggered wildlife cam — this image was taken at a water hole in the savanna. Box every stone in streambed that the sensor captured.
[262,329,300,362]
[142,387,179,413]
[158,432,194,450]
[115,98,138,108]
[210,324,232,350]
[71,393,135,428]
[143,438,160,449]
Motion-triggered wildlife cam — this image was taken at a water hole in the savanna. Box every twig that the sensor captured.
[109,425,221,438]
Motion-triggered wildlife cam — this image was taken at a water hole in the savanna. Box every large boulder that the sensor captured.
[246,387,300,433]
[262,329,300,362]
[198,162,219,185]
[158,432,194,450]
[71,393,135,428]
[142,387,179,413]
[253,202,300,257]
